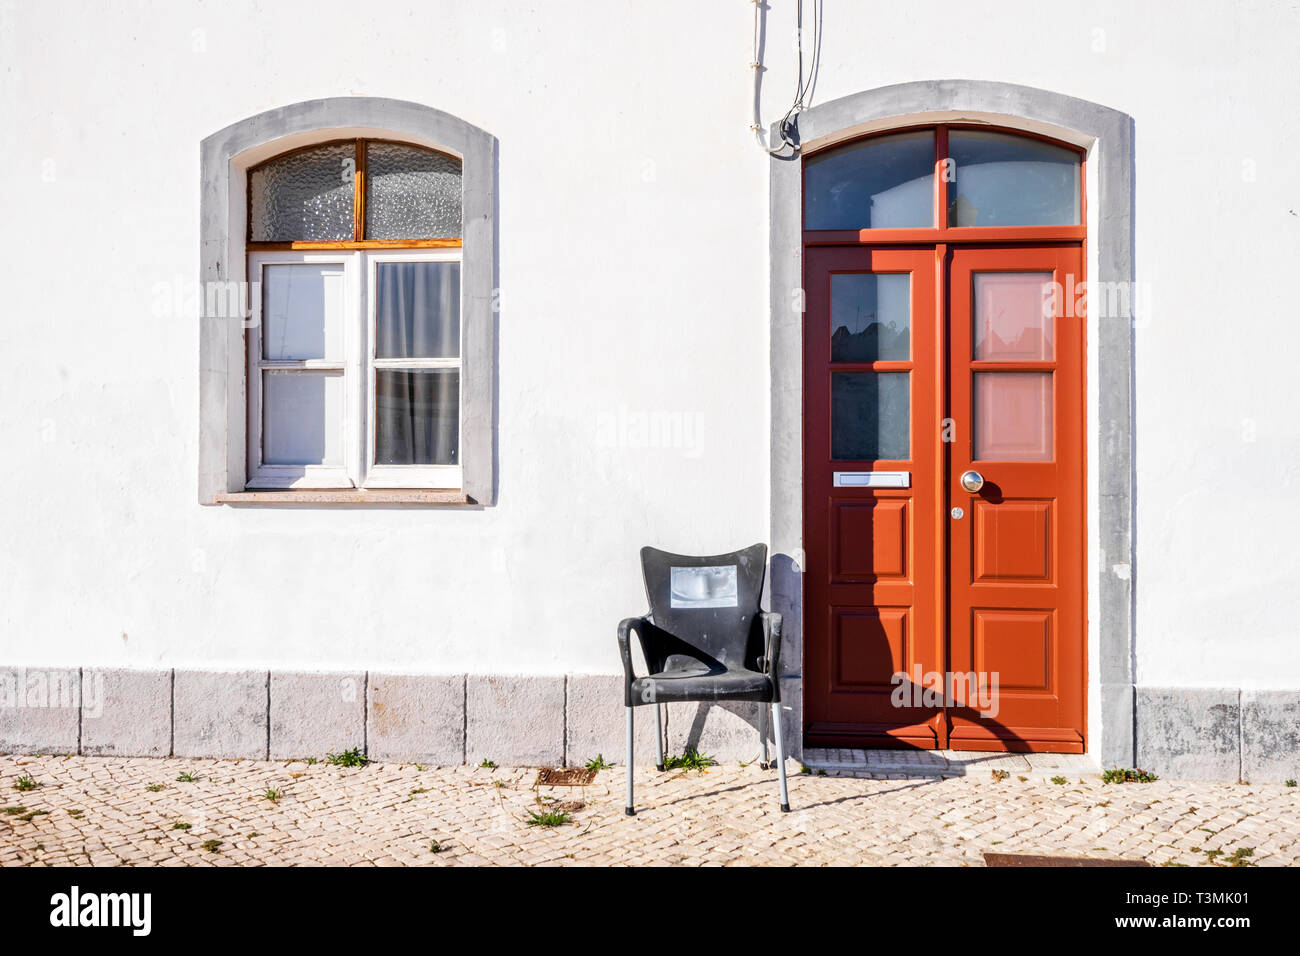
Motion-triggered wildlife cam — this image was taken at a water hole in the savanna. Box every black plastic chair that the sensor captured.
[617,543,789,814]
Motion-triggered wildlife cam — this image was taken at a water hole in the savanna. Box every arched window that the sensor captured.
[245,139,466,491]
[198,99,496,506]
[803,125,1082,232]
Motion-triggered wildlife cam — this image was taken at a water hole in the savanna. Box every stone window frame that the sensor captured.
[199,97,497,506]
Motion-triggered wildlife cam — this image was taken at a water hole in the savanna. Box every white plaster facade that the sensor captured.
[1,1,1297,776]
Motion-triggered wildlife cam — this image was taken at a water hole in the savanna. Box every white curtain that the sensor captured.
[375,262,460,465]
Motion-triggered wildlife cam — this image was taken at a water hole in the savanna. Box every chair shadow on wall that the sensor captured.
[660,551,1032,785]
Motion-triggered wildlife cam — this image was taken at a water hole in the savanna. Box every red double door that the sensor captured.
[803,244,1086,752]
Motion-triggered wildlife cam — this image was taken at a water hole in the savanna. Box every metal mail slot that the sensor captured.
[833,471,910,489]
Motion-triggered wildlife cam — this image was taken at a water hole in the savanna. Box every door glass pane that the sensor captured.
[263,370,344,465]
[973,371,1053,461]
[804,130,935,230]
[375,369,460,465]
[831,274,910,361]
[948,130,1080,227]
[249,142,355,242]
[262,263,346,360]
[375,261,460,359]
[832,372,909,460]
[365,142,463,240]
[973,272,1054,360]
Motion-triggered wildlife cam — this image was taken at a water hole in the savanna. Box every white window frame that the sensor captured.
[245,248,464,491]
[363,248,464,489]
[246,251,359,490]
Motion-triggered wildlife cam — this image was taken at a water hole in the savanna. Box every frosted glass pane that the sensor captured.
[974,372,1053,461]
[263,371,344,466]
[948,131,1080,227]
[973,272,1054,360]
[375,262,460,359]
[365,142,462,240]
[832,372,909,460]
[805,131,935,230]
[262,263,345,360]
[250,143,354,242]
[831,273,910,361]
[375,369,459,465]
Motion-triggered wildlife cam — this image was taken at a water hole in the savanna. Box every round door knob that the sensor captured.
[960,470,985,493]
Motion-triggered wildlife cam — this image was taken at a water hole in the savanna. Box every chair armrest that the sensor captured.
[758,611,784,683]
[617,616,650,706]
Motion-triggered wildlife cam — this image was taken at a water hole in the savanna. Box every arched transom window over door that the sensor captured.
[245,138,466,490]
[802,125,1083,233]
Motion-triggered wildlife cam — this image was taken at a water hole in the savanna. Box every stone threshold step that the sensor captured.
[802,748,1101,778]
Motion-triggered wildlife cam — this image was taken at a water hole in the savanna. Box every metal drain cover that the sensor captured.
[983,852,1151,867]
[535,768,597,787]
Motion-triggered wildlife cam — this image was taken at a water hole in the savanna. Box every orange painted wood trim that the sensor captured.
[804,225,1086,245]
[245,239,462,251]
[353,139,366,241]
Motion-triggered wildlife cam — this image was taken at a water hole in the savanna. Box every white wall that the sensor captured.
[1,1,1297,688]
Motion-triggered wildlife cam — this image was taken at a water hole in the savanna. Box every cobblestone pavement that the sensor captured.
[1,754,1296,866]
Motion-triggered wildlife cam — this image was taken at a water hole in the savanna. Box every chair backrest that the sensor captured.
[639,544,768,670]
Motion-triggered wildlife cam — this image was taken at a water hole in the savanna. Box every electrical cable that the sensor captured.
[750,0,820,155]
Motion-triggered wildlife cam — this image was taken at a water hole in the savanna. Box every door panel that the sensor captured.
[947,244,1085,752]
[972,498,1053,582]
[832,500,909,581]
[804,247,943,748]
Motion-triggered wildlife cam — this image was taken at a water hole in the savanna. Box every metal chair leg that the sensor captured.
[761,704,771,769]
[771,701,790,812]
[625,706,635,816]
[654,702,665,771]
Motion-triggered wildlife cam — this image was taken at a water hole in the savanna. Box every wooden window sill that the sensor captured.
[214,489,473,505]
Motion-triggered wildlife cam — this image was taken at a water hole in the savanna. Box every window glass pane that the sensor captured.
[365,142,462,240]
[375,262,460,359]
[973,272,1054,360]
[263,370,344,465]
[948,131,1080,227]
[832,371,909,460]
[831,273,910,361]
[262,263,345,360]
[376,369,459,465]
[804,131,935,230]
[973,371,1053,461]
[250,143,354,242]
